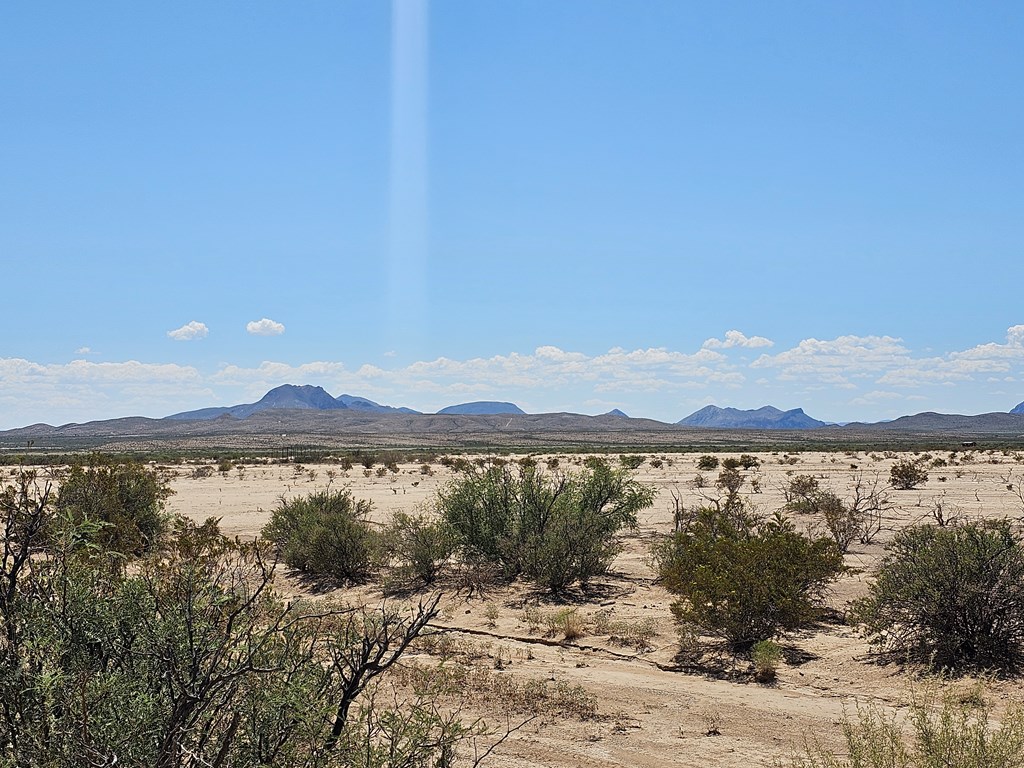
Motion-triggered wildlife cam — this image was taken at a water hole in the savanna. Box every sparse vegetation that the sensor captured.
[786,686,1024,768]
[0,471,481,768]
[18,446,1024,767]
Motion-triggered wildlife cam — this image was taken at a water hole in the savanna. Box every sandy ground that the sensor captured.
[160,449,1024,767]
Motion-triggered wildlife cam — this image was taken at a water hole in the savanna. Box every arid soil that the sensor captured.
[162,449,1024,767]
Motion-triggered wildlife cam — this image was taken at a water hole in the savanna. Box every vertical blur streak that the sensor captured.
[387,0,429,344]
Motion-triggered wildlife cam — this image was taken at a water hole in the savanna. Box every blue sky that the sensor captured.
[2,2,1022,429]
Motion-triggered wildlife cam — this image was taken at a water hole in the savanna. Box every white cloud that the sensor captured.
[746,326,1024,397]
[751,335,910,383]
[850,390,903,406]
[167,321,209,341]
[6,325,1024,428]
[246,318,285,336]
[702,330,774,350]
[207,345,741,409]
[75,346,92,355]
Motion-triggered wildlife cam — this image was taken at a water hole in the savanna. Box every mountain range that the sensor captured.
[167,386,525,420]
[152,386,1024,430]
[4,386,1024,449]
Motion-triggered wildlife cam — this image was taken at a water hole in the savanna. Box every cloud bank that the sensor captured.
[2,327,1022,428]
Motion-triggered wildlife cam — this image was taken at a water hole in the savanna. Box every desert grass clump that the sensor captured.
[785,686,1024,768]
[751,640,783,683]
[544,608,586,642]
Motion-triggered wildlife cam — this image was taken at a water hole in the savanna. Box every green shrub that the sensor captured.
[55,458,173,556]
[437,462,654,592]
[655,506,844,652]
[783,474,820,506]
[890,459,928,490]
[618,454,645,470]
[262,489,380,582]
[384,511,455,585]
[739,454,761,470]
[853,520,1024,672]
[697,455,720,471]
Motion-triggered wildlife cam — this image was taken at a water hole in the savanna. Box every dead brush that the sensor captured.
[589,609,657,652]
[396,661,599,720]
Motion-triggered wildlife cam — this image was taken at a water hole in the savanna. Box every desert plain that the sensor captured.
[145,448,1024,767]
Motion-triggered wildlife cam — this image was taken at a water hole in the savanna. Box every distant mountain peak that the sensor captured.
[604,408,629,418]
[1012,401,1024,415]
[166,385,417,421]
[257,384,343,410]
[436,401,526,416]
[677,404,825,430]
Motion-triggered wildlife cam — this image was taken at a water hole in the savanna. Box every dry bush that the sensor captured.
[785,686,1024,768]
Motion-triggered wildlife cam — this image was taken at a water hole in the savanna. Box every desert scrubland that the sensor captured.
[148,448,1024,767]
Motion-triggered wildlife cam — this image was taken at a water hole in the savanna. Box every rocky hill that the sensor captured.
[678,405,826,429]
[335,394,420,415]
[436,401,526,416]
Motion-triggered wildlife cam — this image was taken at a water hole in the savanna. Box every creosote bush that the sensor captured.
[55,457,173,556]
[655,498,844,652]
[437,462,654,592]
[383,511,455,586]
[853,520,1024,672]
[890,458,928,490]
[618,454,645,470]
[697,455,720,471]
[262,489,380,582]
